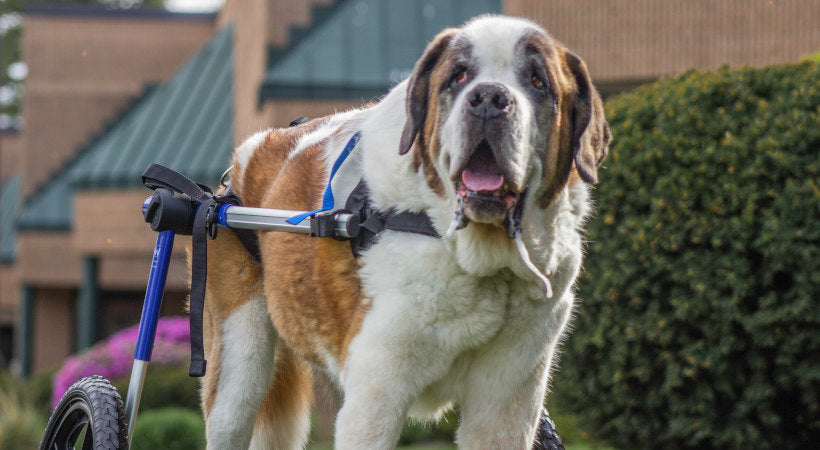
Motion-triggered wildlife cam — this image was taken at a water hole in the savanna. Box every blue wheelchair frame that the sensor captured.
[124,196,358,447]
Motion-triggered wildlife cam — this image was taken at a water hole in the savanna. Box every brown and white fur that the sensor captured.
[199,15,610,449]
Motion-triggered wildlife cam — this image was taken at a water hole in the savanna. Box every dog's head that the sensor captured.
[399,15,610,230]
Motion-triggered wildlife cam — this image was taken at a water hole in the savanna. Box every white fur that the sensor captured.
[233,129,271,182]
[206,297,277,450]
[288,109,360,161]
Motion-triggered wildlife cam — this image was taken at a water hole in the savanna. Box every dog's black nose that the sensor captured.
[467,82,512,119]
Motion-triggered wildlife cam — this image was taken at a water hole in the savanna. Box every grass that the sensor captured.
[0,373,48,449]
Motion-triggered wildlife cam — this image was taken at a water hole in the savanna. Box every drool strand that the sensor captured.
[509,204,553,298]
[446,196,468,238]
[514,231,554,299]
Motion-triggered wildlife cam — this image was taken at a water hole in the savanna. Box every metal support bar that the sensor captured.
[218,204,359,238]
[219,205,312,233]
[125,230,174,443]
[142,194,359,239]
[133,230,174,361]
[125,359,148,448]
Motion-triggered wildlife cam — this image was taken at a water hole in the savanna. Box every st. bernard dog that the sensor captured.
[200,15,609,449]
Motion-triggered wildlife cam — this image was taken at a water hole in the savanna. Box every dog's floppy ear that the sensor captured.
[564,51,610,183]
[399,29,458,155]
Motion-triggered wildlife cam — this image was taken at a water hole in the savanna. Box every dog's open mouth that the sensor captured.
[446,141,553,297]
[456,140,520,224]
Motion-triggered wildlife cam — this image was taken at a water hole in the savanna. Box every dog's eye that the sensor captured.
[531,73,545,90]
[453,70,468,85]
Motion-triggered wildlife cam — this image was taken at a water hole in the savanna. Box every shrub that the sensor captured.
[112,363,200,412]
[130,407,205,450]
[554,62,819,448]
[26,368,58,417]
[52,316,191,407]
[0,375,46,450]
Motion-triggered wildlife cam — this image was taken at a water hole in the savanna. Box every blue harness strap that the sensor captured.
[286,131,362,225]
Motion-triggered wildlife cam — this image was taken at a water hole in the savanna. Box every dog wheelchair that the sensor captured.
[40,164,565,449]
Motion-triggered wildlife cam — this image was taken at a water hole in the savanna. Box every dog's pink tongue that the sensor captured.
[462,168,504,192]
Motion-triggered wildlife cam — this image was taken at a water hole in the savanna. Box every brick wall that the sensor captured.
[0,265,19,322]
[506,0,820,83]
[31,288,74,373]
[0,131,23,183]
[19,232,81,286]
[21,11,215,197]
[73,190,190,290]
[265,0,334,48]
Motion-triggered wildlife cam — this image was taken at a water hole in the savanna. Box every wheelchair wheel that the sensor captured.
[40,375,127,450]
[532,407,565,450]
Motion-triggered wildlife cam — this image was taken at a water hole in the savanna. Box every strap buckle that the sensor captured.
[310,210,360,240]
[205,201,220,240]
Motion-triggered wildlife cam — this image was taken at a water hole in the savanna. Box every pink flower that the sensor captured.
[51,316,191,408]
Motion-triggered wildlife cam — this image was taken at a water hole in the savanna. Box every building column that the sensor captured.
[76,256,99,351]
[17,285,33,377]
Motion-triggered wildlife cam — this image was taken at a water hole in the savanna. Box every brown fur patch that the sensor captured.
[539,45,594,208]
[254,343,313,438]
[230,125,367,370]
[413,131,446,196]
[402,30,459,197]
[201,119,364,416]
[232,120,326,207]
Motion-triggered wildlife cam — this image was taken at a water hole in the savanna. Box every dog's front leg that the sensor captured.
[334,320,452,449]
[457,366,548,449]
[333,375,412,450]
[456,292,571,449]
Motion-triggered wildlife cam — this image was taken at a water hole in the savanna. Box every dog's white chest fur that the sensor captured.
[342,209,580,420]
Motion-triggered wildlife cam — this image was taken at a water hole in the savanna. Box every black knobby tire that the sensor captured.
[40,375,127,450]
[532,407,565,450]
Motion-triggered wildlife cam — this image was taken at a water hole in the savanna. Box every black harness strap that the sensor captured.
[221,185,262,262]
[345,180,439,258]
[142,163,259,377]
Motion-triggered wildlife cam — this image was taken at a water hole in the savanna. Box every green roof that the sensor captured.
[260,0,501,100]
[71,24,235,189]
[1,176,21,262]
[16,87,157,231]
[17,25,234,230]
[16,171,73,231]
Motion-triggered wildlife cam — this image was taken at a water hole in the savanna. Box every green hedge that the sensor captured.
[130,407,204,450]
[0,373,47,450]
[554,62,819,448]
[112,364,200,412]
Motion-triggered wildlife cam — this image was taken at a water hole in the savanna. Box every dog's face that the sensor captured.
[400,16,610,228]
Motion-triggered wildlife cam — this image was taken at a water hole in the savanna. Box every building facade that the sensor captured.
[0,0,817,375]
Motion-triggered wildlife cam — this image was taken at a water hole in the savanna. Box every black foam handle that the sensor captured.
[143,188,197,235]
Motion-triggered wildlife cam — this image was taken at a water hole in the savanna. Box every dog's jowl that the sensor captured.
[198,15,610,449]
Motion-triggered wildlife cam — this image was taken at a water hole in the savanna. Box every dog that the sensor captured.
[199,15,610,449]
